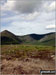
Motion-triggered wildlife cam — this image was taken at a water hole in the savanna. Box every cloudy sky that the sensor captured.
[0,0,56,35]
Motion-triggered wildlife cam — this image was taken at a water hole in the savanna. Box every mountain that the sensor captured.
[39,32,55,46]
[18,32,55,46]
[0,30,55,46]
[0,30,22,44]
[18,34,45,44]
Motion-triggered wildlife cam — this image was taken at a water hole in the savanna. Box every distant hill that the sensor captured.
[18,34,44,44]
[38,32,55,46]
[0,30,55,46]
[18,32,55,46]
[0,30,22,44]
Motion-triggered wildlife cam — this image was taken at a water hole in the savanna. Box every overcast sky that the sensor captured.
[0,0,56,35]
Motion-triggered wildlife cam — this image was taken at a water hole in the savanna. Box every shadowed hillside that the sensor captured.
[0,30,55,46]
[0,30,22,44]
[18,32,55,46]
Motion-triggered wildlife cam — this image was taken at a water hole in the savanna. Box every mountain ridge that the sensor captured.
[0,30,55,46]
[0,30,22,44]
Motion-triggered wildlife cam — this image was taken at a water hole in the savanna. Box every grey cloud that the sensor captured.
[3,0,55,14]
[10,0,43,14]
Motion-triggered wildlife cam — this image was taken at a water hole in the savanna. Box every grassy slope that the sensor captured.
[18,32,55,46]
[39,33,55,46]
[1,45,55,60]
[1,30,55,46]
[0,30,22,44]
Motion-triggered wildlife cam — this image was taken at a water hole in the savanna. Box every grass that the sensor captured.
[1,45,55,60]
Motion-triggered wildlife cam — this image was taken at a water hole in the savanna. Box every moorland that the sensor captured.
[0,30,55,74]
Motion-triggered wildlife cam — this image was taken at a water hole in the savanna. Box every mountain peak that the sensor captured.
[2,30,10,33]
[1,30,22,44]
[4,30,8,32]
[1,30,14,35]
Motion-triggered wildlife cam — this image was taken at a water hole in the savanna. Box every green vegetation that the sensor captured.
[1,31,55,74]
[0,30,22,44]
[1,30,55,46]
[1,45,55,60]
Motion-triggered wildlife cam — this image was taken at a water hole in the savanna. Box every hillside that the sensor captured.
[18,32,55,46]
[0,30,55,46]
[0,30,22,44]
[39,32,55,46]
[18,34,44,44]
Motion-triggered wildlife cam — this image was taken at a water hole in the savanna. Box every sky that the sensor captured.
[0,0,56,35]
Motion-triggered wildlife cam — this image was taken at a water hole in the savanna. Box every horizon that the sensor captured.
[1,0,55,35]
[1,29,55,36]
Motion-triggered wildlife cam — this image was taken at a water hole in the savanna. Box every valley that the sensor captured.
[0,30,55,74]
